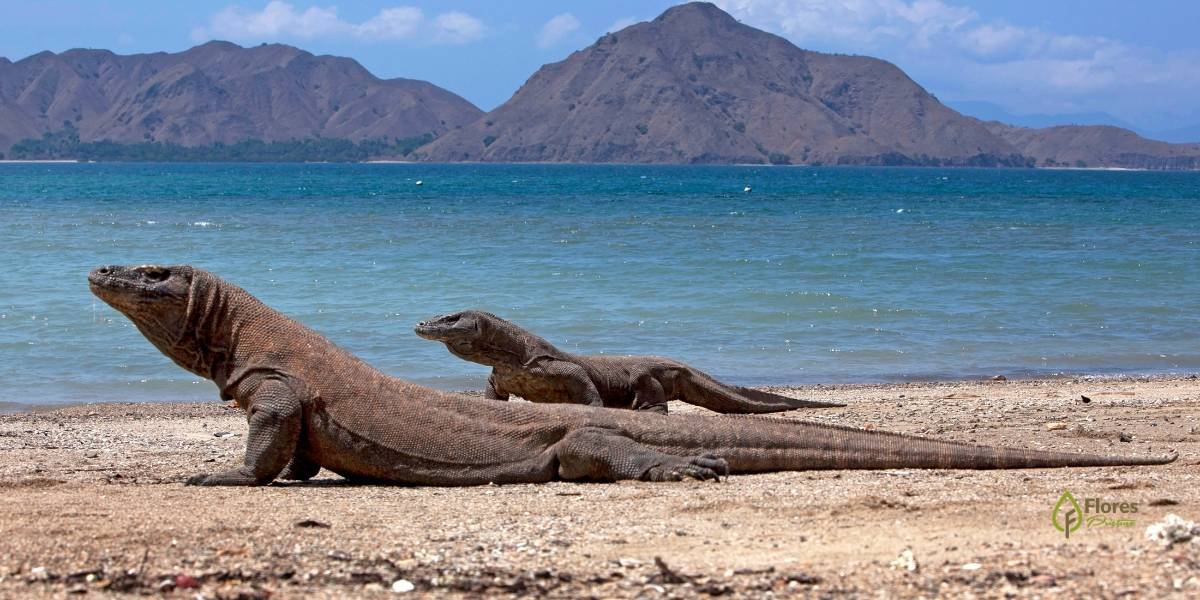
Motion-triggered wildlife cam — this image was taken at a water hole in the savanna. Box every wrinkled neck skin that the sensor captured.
[454,317,565,369]
[145,272,245,396]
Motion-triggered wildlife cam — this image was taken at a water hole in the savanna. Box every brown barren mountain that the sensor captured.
[416,2,1026,166]
[3,3,1198,168]
[985,122,1200,169]
[417,2,1200,169]
[0,41,481,152]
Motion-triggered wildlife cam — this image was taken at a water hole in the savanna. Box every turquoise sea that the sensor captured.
[1,163,1198,408]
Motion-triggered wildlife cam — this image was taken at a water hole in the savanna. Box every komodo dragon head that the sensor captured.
[414,310,492,357]
[415,309,537,367]
[88,264,225,378]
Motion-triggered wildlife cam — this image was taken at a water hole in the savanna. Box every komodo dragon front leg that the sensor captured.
[484,373,509,400]
[555,428,728,482]
[187,379,302,486]
[631,374,669,414]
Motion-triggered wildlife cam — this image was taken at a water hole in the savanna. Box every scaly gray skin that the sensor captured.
[414,310,844,414]
[88,264,1177,487]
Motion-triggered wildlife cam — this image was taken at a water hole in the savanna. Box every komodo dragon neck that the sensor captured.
[165,272,287,401]
[469,316,568,369]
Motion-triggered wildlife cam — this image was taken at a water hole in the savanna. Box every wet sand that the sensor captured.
[1,376,1198,598]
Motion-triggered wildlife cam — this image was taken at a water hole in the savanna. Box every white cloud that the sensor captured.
[536,13,580,49]
[434,11,485,44]
[355,7,422,39]
[191,1,484,44]
[714,0,1072,58]
[713,0,1200,130]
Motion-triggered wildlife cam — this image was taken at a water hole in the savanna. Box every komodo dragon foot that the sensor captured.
[643,454,729,482]
[186,469,263,486]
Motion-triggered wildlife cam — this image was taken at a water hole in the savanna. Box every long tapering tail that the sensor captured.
[728,384,846,411]
[681,373,845,413]
[632,414,1177,471]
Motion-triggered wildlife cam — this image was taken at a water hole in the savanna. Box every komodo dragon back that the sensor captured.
[89,264,1177,487]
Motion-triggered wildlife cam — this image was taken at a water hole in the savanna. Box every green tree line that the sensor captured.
[7,127,435,162]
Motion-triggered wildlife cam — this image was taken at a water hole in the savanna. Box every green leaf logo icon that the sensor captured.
[1051,490,1083,539]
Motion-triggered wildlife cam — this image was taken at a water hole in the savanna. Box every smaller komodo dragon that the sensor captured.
[415,310,844,414]
[89,264,1176,487]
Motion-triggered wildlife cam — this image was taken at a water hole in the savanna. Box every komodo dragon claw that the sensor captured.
[645,455,730,482]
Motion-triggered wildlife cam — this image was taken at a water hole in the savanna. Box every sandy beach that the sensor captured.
[1,376,1197,598]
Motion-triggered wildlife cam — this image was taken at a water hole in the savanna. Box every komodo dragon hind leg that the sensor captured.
[186,380,302,486]
[555,428,728,482]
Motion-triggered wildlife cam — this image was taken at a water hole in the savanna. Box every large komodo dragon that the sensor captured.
[88,264,1176,487]
[415,309,843,414]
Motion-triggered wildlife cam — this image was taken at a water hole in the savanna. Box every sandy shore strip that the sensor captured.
[0,159,79,163]
[1,376,1198,598]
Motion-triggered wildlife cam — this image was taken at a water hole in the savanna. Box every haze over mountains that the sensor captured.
[2,2,1197,168]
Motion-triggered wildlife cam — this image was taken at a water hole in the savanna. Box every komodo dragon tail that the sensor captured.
[680,372,845,413]
[633,415,1178,471]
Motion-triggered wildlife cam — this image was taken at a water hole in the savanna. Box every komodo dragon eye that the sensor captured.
[142,266,170,282]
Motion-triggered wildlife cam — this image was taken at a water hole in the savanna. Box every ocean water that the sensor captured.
[0,163,1198,407]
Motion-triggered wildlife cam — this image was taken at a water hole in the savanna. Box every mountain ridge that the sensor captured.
[0,40,481,153]
[2,2,1196,168]
[415,2,1197,169]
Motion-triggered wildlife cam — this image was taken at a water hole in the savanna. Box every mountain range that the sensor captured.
[2,2,1197,169]
[948,100,1200,145]
[0,40,480,153]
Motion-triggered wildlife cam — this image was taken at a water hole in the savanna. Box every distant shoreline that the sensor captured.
[4,372,1195,414]
[0,159,1190,171]
[0,159,79,163]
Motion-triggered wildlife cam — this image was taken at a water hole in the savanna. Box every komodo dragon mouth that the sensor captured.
[88,264,194,312]
[89,264,165,291]
[414,310,487,341]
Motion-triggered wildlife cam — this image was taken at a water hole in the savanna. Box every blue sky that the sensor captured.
[2,1,1198,136]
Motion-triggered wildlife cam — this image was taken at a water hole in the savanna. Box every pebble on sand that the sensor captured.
[1144,514,1200,548]
[174,575,200,589]
[294,519,331,529]
[889,549,918,572]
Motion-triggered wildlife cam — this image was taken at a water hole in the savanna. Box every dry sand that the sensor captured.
[1,376,1198,598]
